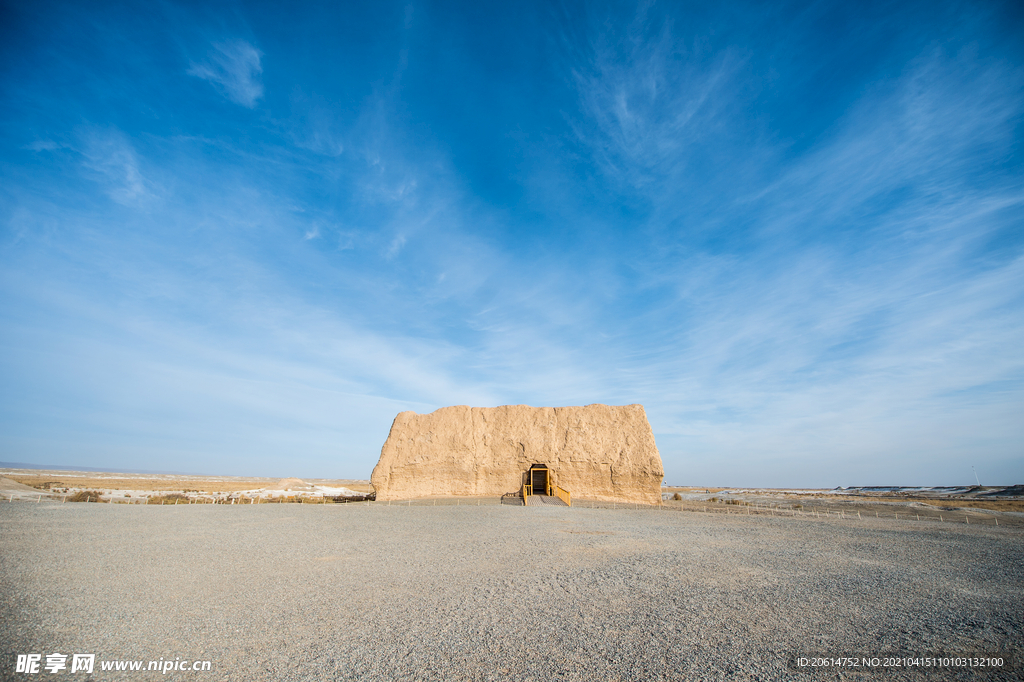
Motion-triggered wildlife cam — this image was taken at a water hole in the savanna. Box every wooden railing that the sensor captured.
[554,485,571,507]
[522,483,531,506]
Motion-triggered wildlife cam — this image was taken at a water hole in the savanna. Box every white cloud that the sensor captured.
[554,32,1024,484]
[288,91,345,156]
[78,128,154,206]
[385,234,407,259]
[188,40,264,108]
[26,140,59,152]
[569,15,743,190]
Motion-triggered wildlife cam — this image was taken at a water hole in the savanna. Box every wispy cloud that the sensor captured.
[568,13,744,192]
[26,139,59,152]
[288,90,345,156]
[78,128,155,206]
[640,64,1020,483]
[188,40,264,107]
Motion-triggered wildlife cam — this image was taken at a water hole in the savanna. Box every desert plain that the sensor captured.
[1,470,1022,681]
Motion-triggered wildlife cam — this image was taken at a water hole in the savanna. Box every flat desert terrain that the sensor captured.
[1,499,1020,681]
[0,468,374,502]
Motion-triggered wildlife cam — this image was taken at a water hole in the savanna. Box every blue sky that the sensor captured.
[1,0,1021,486]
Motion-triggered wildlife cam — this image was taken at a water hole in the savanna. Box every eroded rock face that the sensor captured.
[370,404,664,504]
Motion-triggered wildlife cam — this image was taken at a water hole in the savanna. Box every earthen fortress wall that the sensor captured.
[370,404,664,504]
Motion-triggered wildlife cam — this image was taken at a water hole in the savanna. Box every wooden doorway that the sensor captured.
[529,464,549,496]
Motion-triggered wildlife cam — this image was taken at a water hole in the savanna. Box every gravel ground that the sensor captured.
[1,501,1021,681]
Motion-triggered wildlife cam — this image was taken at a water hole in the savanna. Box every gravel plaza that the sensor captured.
[1,500,1021,681]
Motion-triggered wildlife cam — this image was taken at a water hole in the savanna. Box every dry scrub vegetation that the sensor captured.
[914,498,1024,513]
[65,490,104,502]
[6,474,373,494]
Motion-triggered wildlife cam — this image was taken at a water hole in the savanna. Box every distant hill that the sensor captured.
[0,461,198,476]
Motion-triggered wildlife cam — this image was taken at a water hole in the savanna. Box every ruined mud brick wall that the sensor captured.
[371,404,664,504]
